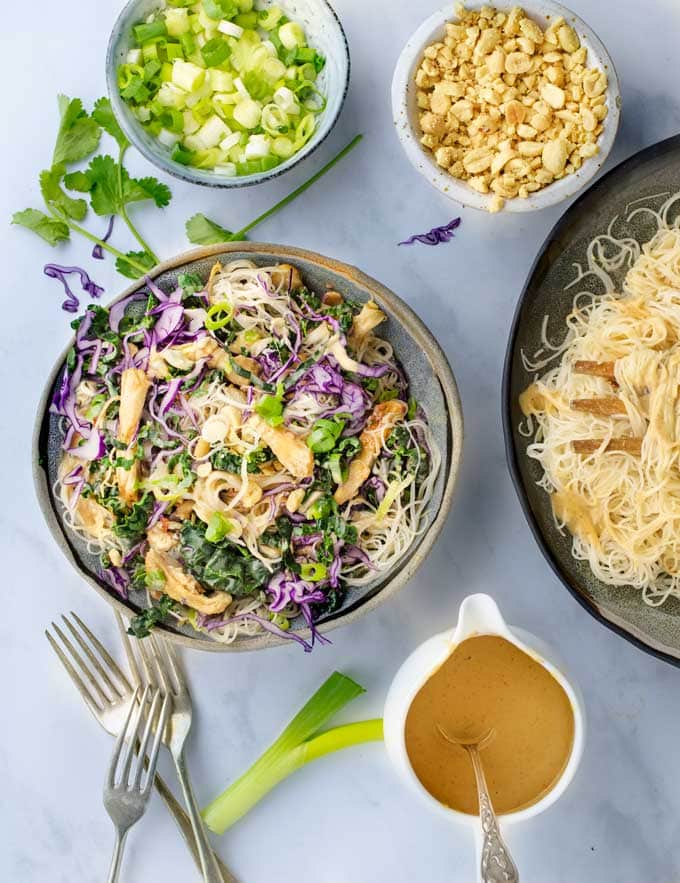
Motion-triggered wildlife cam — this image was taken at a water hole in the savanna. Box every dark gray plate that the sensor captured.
[34,243,463,652]
[504,134,680,667]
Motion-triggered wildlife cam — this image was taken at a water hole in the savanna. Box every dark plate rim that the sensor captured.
[33,242,464,652]
[502,133,680,669]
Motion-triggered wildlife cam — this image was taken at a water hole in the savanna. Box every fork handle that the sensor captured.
[153,772,237,882]
[107,829,128,883]
[173,747,225,883]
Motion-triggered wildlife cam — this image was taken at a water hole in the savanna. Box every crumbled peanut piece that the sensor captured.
[519,17,543,44]
[504,99,526,125]
[558,25,580,53]
[430,91,452,115]
[542,138,568,173]
[579,142,599,158]
[540,83,566,109]
[506,51,532,74]
[463,147,493,173]
[518,140,544,157]
[435,146,456,168]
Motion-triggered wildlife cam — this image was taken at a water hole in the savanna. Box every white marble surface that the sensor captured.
[2,1,680,880]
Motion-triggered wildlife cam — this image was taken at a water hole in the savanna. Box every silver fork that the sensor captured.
[46,613,235,881]
[116,613,224,883]
[104,684,171,882]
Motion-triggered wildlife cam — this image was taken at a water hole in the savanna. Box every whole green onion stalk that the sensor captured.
[202,671,383,834]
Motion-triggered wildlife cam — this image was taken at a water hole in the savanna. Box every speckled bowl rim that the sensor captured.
[105,0,350,189]
[391,0,621,213]
[502,133,680,668]
[33,242,464,652]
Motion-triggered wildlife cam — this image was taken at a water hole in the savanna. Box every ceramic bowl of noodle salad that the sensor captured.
[35,244,462,651]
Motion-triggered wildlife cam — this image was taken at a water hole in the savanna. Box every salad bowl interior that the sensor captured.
[34,243,462,651]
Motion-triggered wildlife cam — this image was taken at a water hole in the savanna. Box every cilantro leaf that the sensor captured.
[80,156,172,215]
[177,271,205,298]
[92,97,129,150]
[40,165,88,221]
[63,170,93,192]
[186,212,237,245]
[82,155,119,215]
[53,95,101,166]
[115,250,156,279]
[126,176,172,208]
[12,209,70,246]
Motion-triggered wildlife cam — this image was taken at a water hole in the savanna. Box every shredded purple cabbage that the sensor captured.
[159,378,183,415]
[147,501,169,529]
[92,216,115,260]
[205,611,314,652]
[101,565,129,599]
[398,217,461,246]
[109,292,147,333]
[44,264,104,313]
[62,465,85,511]
[267,571,326,613]
[364,476,387,502]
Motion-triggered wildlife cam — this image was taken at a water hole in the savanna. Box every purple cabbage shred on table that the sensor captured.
[92,216,115,260]
[44,264,104,313]
[398,217,461,246]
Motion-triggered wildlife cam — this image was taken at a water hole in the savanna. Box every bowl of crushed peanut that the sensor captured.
[392,1,620,213]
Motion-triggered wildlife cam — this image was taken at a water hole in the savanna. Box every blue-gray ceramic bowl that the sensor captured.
[34,244,463,652]
[106,0,350,188]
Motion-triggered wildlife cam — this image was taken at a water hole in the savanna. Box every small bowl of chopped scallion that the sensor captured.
[106,0,350,187]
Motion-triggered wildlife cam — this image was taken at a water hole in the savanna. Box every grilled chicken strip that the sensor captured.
[247,414,315,479]
[349,302,386,347]
[118,369,151,445]
[334,400,407,505]
[145,548,232,615]
[116,368,151,504]
[146,524,232,615]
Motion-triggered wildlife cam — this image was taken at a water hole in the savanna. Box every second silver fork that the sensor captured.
[116,613,224,883]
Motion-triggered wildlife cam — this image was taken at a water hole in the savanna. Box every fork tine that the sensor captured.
[119,685,151,787]
[128,687,161,788]
[108,686,141,788]
[140,693,172,795]
[147,635,173,694]
[51,621,111,708]
[136,636,160,689]
[153,635,182,694]
[46,628,103,715]
[70,612,132,693]
[115,611,143,688]
[62,614,123,700]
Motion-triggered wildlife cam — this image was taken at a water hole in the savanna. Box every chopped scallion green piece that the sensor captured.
[299,562,327,582]
[134,20,168,45]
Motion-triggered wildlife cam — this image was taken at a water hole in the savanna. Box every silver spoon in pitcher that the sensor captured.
[436,725,520,883]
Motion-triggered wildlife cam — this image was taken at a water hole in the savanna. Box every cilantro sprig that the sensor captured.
[12,95,168,278]
[12,94,363,285]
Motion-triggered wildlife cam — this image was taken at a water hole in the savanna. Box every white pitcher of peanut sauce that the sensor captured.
[384,594,586,882]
